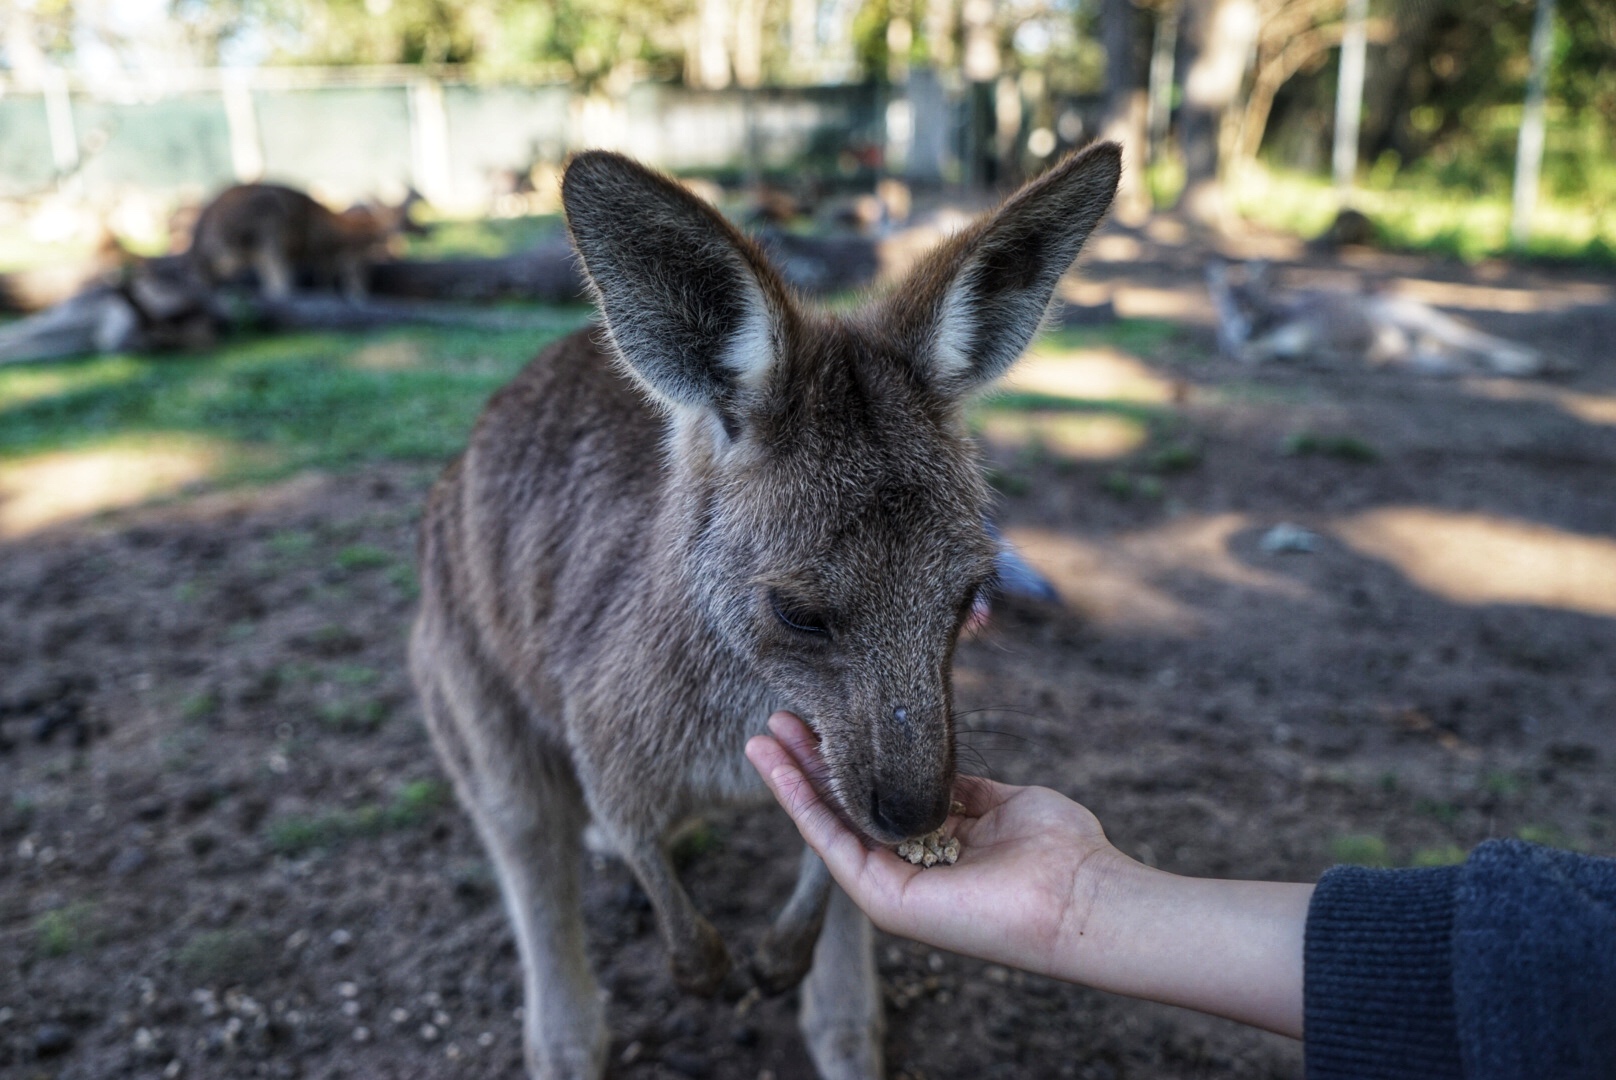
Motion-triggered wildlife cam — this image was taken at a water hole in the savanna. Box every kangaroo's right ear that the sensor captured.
[562,152,790,425]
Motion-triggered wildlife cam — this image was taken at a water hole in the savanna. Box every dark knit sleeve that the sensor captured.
[1451,840,1616,1080]
[1304,863,1464,1079]
[1304,841,1616,1080]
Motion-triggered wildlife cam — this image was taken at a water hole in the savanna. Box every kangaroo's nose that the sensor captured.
[871,789,945,840]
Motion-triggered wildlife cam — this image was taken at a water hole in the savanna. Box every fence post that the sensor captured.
[1332,0,1368,198]
[42,67,81,196]
[1511,0,1556,247]
[408,78,454,207]
[222,71,265,183]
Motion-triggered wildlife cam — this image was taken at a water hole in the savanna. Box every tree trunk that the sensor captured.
[1178,0,1259,226]
[1101,0,1151,222]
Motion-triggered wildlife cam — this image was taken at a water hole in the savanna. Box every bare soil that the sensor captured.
[3,237,1614,1080]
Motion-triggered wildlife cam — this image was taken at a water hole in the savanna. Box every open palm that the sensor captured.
[747,712,1130,981]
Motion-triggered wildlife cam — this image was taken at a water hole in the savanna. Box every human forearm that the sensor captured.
[1056,859,1312,1038]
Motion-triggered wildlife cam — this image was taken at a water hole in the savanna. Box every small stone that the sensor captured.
[445,1042,462,1060]
[34,1022,74,1057]
[163,1059,184,1078]
[1259,523,1319,554]
[419,1022,440,1042]
[477,1031,495,1048]
[432,1010,450,1027]
[0,1005,14,1025]
[341,1001,360,1018]
[352,1026,371,1043]
[337,981,359,999]
[620,1040,643,1065]
[950,800,966,815]
[389,1008,410,1025]
[328,928,353,951]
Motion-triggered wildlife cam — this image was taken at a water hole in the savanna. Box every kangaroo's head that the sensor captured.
[563,145,1119,844]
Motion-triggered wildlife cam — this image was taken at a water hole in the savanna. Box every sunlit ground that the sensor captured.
[0,436,225,537]
[1462,377,1616,427]
[1333,507,1616,618]
[1007,513,1313,635]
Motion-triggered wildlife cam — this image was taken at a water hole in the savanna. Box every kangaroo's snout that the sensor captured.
[869,783,951,842]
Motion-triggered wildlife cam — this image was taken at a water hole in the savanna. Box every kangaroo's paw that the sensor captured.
[524,1010,607,1080]
[752,922,821,995]
[802,1018,885,1080]
[669,916,732,997]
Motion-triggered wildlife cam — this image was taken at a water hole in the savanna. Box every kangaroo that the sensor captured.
[408,143,1120,1080]
[1207,260,1556,377]
[188,183,421,301]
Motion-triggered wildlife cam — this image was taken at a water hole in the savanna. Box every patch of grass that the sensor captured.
[264,779,451,856]
[388,563,420,599]
[175,928,271,982]
[1101,471,1163,501]
[1039,318,1180,357]
[1517,823,1575,850]
[1236,161,1616,265]
[1409,845,1467,868]
[1144,441,1201,474]
[35,902,104,957]
[334,543,394,572]
[180,691,220,724]
[1284,432,1380,464]
[267,529,316,559]
[1483,770,1526,797]
[1330,834,1391,867]
[330,664,379,686]
[402,214,563,260]
[0,316,590,488]
[1417,799,1462,825]
[317,697,388,733]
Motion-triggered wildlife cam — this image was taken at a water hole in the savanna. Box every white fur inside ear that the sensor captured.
[718,283,775,390]
[932,272,977,384]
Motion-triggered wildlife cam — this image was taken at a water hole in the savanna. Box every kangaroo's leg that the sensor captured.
[252,238,293,301]
[753,846,832,994]
[616,839,732,996]
[414,641,605,1080]
[800,884,884,1080]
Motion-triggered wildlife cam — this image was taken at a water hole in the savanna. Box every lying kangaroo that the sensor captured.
[1207,260,1555,377]
[189,183,420,301]
[409,143,1119,1079]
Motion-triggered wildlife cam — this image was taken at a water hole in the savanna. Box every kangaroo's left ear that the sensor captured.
[889,142,1121,399]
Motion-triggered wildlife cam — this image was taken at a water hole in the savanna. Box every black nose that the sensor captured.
[871,790,945,839]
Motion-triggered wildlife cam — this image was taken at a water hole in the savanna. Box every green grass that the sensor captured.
[35,902,104,957]
[0,316,590,485]
[1284,432,1380,464]
[1330,833,1391,867]
[264,779,451,856]
[402,214,563,260]
[1236,162,1616,264]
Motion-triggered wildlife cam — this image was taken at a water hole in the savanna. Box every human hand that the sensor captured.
[745,710,1136,983]
[747,711,1311,1038]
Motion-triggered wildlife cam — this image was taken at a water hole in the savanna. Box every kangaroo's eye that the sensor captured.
[770,590,830,635]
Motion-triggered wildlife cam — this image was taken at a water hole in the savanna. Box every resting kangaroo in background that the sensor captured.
[409,143,1120,1080]
[189,183,420,301]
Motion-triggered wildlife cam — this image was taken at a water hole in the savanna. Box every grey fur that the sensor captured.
[409,143,1120,1080]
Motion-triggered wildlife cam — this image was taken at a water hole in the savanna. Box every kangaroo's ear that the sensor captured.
[889,142,1120,398]
[562,151,790,423]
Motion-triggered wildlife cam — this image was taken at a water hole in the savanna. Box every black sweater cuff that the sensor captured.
[1304,864,1464,1079]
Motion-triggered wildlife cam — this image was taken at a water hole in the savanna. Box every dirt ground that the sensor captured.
[3,228,1615,1080]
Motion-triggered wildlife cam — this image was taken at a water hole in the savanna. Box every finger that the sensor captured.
[745,734,887,894]
[766,711,820,765]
